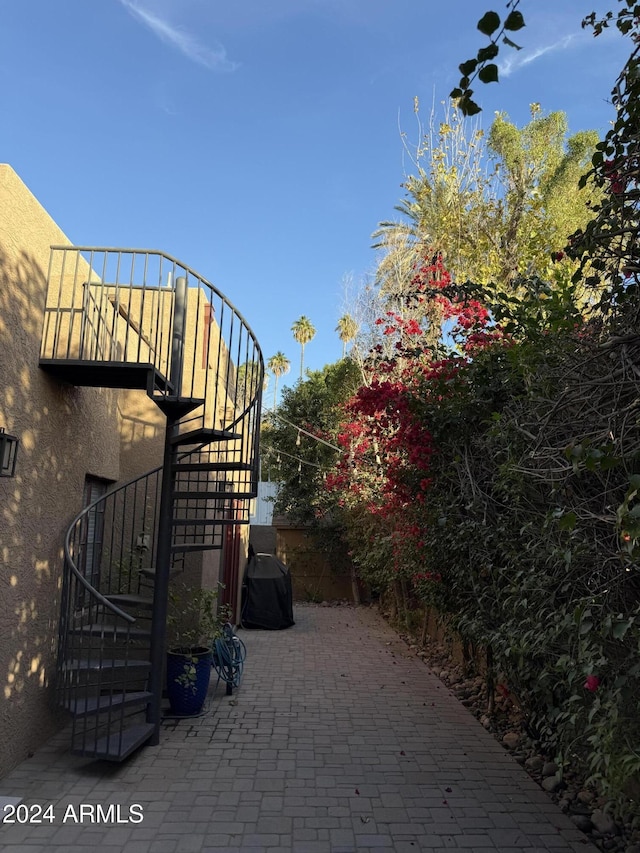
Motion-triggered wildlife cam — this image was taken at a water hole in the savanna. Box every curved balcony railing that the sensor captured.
[40,246,264,441]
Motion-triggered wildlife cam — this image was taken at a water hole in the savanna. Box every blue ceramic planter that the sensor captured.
[166,646,212,715]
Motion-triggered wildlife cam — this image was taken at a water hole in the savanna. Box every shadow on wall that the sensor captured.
[0,245,121,776]
[117,390,164,480]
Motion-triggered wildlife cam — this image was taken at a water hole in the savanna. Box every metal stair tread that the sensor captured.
[170,427,242,446]
[172,461,254,472]
[64,690,152,716]
[72,722,155,761]
[138,566,181,580]
[171,516,249,526]
[105,593,154,609]
[63,657,151,671]
[154,396,205,418]
[69,623,151,639]
[39,360,171,393]
[172,490,255,500]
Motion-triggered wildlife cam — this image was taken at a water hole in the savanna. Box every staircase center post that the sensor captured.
[170,275,188,395]
[147,413,179,745]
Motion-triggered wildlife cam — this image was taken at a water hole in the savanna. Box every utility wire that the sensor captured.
[268,411,341,452]
[263,446,322,470]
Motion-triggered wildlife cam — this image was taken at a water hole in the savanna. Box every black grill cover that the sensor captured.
[240,553,295,630]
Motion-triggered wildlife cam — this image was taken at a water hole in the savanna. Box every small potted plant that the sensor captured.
[166,583,232,716]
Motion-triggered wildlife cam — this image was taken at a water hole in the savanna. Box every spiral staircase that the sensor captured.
[40,247,263,761]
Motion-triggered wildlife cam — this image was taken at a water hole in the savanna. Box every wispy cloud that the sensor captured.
[118,0,239,72]
[499,34,575,78]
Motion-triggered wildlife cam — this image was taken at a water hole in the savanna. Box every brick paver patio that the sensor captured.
[0,604,596,852]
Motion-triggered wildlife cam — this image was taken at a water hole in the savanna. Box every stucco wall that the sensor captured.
[0,165,123,776]
[117,388,165,478]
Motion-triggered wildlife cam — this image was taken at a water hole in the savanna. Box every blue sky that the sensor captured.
[1,1,629,397]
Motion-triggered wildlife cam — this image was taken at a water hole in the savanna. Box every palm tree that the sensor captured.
[335,314,359,358]
[266,351,291,410]
[291,316,316,379]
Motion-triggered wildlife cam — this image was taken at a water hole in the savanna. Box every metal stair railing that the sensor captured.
[49,246,264,758]
[57,463,166,758]
[57,439,252,757]
[41,246,264,503]
[41,246,264,439]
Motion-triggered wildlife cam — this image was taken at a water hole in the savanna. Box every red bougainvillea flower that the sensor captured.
[404,319,423,335]
[584,675,600,692]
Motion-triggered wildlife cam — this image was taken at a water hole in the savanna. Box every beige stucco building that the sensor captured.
[0,165,260,775]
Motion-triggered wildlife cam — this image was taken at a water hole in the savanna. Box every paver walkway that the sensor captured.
[0,604,596,853]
